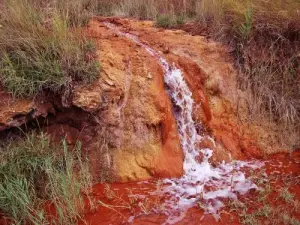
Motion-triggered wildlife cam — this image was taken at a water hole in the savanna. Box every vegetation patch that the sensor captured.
[224,170,300,225]
[195,0,300,129]
[0,133,92,224]
[156,14,185,28]
[115,0,158,20]
[0,0,100,98]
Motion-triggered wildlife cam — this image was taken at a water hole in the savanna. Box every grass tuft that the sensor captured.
[194,0,300,130]
[116,0,158,19]
[0,0,100,98]
[156,14,185,28]
[279,187,295,203]
[0,132,92,224]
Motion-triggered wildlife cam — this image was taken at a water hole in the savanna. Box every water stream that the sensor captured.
[104,22,263,224]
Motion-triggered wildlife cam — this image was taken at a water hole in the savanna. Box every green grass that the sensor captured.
[0,0,100,98]
[156,14,185,28]
[224,169,300,225]
[0,133,92,224]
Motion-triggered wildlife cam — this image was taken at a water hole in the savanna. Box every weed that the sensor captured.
[103,184,132,210]
[258,182,272,202]
[55,0,98,27]
[279,187,295,203]
[228,199,246,212]
[255,205,272,217]
[281,213,300,225]
[116,0,158,20]
[0,132,92,224]
[113,0,196,19]
[156,14,175,28]
[156,13,185,28]
[241,210,260,225]
[0,0,99,98]
[238,8,253,40]
[193,0,300,137]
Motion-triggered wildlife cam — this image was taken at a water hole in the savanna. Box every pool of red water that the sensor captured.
[81,152,300,225]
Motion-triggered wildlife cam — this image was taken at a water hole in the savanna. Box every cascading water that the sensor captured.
[104,22,263,224]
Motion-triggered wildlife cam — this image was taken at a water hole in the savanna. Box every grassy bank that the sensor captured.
[0,0,100,98]
[195,0,300,128]
[110,0,300,127]
[0,133,92,224]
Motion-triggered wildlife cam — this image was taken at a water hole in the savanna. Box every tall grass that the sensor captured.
[54,0,112,26]
[0,133,92,224]
[105,0,300,128]
[115,0,158,19]
[114,0,197,20]
[194,0,300,129]
[0,0,100,98]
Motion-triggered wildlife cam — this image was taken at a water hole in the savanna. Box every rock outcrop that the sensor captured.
[75,19,183,181]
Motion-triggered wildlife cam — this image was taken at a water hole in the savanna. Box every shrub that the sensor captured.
[115,0,158,19]
[0,133,92,224]
[0,0,100,98]
[156,14,185,28]
[156,14,176,28]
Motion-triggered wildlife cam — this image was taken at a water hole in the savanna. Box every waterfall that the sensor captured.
[104,22,263,224]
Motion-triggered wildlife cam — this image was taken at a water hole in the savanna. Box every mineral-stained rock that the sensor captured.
[73,19,184,182]
[0,18,292,183]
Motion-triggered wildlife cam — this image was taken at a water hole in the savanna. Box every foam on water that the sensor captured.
[104,22,264,224]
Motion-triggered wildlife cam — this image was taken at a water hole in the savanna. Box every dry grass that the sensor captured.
[0,0,100,98]
[114,0,158,19]
[113,0,197,19]
[194,0,300,132]
[226,170,300,225]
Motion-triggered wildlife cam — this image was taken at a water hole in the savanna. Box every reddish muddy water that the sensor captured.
[81,152,300,225]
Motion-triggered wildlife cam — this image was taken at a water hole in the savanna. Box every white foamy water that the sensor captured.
[104,22,263,224]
